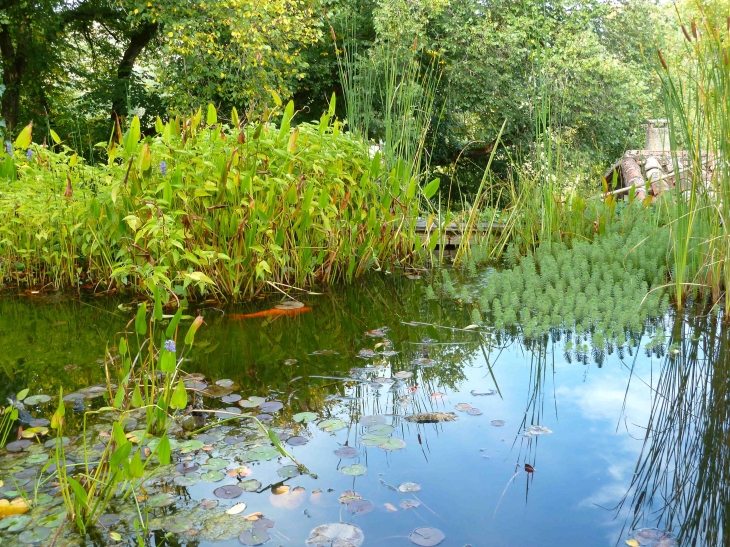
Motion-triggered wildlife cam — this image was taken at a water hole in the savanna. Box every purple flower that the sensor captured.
[5,142,12,155]
[26,149,32,160]
[159,161,167,177]
[164,339,176,353]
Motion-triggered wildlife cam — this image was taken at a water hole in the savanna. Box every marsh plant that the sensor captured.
[659,9,730,309]
[0,100,440,299]
[434,213,672,359]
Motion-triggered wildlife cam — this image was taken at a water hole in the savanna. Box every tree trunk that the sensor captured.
[111,21,158,121]
[0,23,26,133]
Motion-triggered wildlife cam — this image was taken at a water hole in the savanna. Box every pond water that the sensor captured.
[0,274,725,547]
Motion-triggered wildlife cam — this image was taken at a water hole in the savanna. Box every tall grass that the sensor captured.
[659,7,730,309]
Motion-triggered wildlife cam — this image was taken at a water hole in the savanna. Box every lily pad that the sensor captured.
[179,440,205,453]
[23,395,51,405]
[239,479,261,492]
[175,462,200,473]
[318,419,346,432]
[259,401,283,413]
[338,490,361,503]
[409,527,445,546]
[5,440,31,452]
[202,458,229,471]
[467,408,483,416]
[293,412,317,423]
[359,415,386,426]
[368,424,394,435]
[221,394,242,404]
[214,485,243,499]
[29,418,50,427]
[272,464,298,478]
[360,434,390,446]
[307,523,364,547]
[164,516,194,533]
[184,379,208,390]
[491,420,505,427]
[0,514,32,531]
[147,493,175,508]
[203,385,234,398]
[398,482,421,493]
[174,473,201,487]
[411,358,434,367]
[216,379,235,387]
[454,403,471,412]
[394,371,413,379]
[380,438,406,451]
[239,529,270,546]
[346,499,374,515]
[239,396,267,408]
[245,446,279,461]
[400,499,421,510]
[341,464,366,476]
[201,471,226,482]
[286,436,308,446]
[256,414,273,423]
[334,446,359,459]
[38,511,67,528]
[19,527,51,543]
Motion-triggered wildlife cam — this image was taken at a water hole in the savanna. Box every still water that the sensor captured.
[0,274,725,546]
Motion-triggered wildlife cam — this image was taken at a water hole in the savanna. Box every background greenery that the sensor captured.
[0,0,675,195]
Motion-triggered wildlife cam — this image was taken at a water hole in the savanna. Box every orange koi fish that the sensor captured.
[228,307,312,320]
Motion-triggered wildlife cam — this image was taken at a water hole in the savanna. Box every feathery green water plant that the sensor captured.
[0,100,436,299]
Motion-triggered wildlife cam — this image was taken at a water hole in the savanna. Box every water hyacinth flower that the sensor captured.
[5,141,12,155]
[164,339,176,353]
[159,161,167,177]
[26,149,32,160]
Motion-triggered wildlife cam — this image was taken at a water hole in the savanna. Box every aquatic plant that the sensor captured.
[657,9,730,310]
[0,101,440,299]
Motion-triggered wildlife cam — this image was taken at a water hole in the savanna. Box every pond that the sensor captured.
[0,273,725,547]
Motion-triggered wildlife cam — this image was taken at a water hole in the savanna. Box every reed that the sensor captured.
[658,6,730,309]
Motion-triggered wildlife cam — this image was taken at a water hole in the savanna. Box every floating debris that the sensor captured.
[307,523,364,547]
[409,527,445,546]
[404,413,457,423]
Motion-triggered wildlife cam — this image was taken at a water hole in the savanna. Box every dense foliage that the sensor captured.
[0,102,436,298]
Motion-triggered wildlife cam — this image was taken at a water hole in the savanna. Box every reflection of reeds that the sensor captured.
[617,311,729,545]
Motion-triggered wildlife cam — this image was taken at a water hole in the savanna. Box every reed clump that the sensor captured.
[0,100,433,299]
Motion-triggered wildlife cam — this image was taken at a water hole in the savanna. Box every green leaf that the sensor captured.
[129,449,144,478]
[184,316,203,346]
[113,422,128,447]
[16,388,29,401]
[135,303,147,335]
[118,337,127,356]
[49,129,61,145]
[423,178,440,199]
[113,386,125,408]
[157,435,171,465]
[153,285,163,321]
[14,123,32,149]
[170,379,188,410]
[269,89,283,107]
[165,307,183,338]
[231,107,239,127]
[328,92,336,117]
[68,478,88,508]
[131,384,143,408]
[206,104,217,126]
[110,441,132,469]
[159,348,176,373]
[124,116,141,153]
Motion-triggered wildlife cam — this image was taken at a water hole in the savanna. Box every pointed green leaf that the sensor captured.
[423,178,440,199]
[157,435,171,465]
[135,303,147,335]
[165,307,183,338]
[206,104,217,126]
[14,123,32,149]
[16,388,29,401]
[170,379,187,410]
[131,385,143,408]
